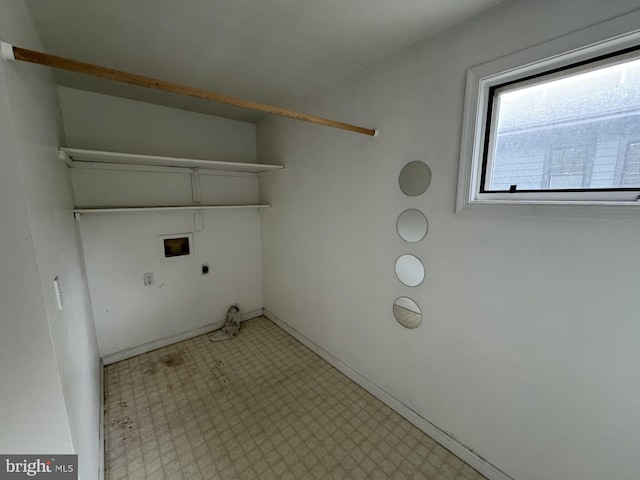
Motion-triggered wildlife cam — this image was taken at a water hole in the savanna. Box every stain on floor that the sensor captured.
[159,352,184,367]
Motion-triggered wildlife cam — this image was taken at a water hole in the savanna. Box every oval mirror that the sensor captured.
[399,161,431,196]
[394,254,425,287]
[397,209,428,243]
[393,297,422,329]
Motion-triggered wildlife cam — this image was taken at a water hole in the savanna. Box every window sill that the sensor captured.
[457,199,640,218]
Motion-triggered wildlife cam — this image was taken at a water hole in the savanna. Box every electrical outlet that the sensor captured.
[201,264,210,275]
[143,273,154,286]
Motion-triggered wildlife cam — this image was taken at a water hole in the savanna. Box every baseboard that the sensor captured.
[101,308,263,365]
[263,309,513,480]
[99,358,105,480]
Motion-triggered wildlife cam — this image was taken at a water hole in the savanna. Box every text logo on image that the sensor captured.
[0,455,77,479]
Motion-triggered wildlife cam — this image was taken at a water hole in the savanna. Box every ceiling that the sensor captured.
[25,0,508,123]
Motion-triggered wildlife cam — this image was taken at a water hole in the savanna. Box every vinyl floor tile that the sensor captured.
[105,317,486,480]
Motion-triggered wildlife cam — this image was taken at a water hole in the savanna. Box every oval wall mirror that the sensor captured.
[393,297,422,329]
[397,209,428,243]
[399,161,431,196]
[394,254,425,287]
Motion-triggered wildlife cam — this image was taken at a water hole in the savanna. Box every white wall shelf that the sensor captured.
[74,205,270,214]
[73,205,271,231]
[60,148,284,173]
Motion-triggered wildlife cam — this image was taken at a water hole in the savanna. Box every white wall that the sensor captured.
[60,90,264,357]
[59,87,256,162]
[79,208,263,357]
[257,1,640,479]
[0,3,101,479]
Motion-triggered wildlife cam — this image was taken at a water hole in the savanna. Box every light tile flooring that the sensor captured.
[105,317,486,480]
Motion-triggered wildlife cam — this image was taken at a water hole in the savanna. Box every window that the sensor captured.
[457,12,640,211]
[621,141,640,185]
[545,145,592,189]
[483,51,640,193]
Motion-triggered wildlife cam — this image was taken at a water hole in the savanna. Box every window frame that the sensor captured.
[456,11,640,213]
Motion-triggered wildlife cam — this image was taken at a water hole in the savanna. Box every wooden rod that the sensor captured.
[9,45,376,136]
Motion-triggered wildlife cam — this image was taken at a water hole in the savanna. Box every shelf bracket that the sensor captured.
[191,168,201,203]
[194,209,204,232]
[58,149,74,168]
[74,212,81,222]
